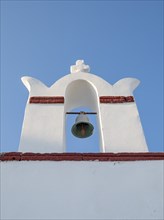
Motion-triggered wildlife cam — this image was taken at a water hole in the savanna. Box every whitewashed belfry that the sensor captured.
[19,60,148,152]
[2,60,164,220]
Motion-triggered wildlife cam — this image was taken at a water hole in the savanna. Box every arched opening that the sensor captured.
[64,79,103,152]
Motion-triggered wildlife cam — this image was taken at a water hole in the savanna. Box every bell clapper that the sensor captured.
[81,123,86,137]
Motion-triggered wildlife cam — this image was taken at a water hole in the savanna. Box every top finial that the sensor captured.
[70,60,90,73]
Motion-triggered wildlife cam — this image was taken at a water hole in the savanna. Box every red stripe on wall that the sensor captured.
[29,96,64,104]
[29,96,134,104]
[0,152,164,162]
[100,96,134,103]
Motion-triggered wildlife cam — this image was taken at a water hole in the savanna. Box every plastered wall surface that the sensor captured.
[19,61,148,153]
[1,160,163,220]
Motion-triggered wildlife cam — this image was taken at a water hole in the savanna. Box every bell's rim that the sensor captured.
[71,122,94,138]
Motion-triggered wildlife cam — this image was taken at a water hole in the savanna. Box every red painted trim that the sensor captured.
[29,96,134,104]
[29,96,64,104]
[100,96,134,103]
[0,152,164,162]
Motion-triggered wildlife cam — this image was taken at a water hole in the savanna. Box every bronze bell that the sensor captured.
[71,112,94,138]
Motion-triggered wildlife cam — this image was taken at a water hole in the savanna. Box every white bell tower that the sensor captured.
[19,60,148,152]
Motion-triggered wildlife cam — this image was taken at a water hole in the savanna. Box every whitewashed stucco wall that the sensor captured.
[1,160,163,220]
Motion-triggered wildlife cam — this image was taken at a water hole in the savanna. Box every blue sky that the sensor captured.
[1,0,163,152]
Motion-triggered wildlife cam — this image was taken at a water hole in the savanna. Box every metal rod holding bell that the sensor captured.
[66,112,97,115]
[66,111,96,138]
